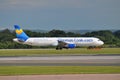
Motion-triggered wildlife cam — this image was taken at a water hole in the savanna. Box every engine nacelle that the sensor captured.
[66,44,76,48]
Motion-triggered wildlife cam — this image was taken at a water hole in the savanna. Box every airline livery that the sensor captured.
[13,25,104,50]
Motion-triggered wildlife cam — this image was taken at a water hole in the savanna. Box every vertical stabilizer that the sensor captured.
[14,25,29,42]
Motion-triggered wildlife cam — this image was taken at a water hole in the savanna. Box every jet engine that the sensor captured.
[65,44,76,48]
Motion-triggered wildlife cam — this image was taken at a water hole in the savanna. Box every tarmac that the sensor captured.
[0,55,119,66]
[0,74,120,80]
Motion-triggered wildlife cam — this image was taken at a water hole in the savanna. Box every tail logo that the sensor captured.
[16,29,23,34]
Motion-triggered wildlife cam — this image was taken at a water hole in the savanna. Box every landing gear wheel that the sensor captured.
[87,46,102,49]
[60,47,62,50]
[56,47,59,50]
[56,47,63,50]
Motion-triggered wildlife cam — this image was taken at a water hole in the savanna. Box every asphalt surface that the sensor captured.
[0,55,120,66]
[1,74,120,80]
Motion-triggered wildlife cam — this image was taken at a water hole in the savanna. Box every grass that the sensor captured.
[0,66,119,75]
[0,48,120,56]
[0,48,119,75]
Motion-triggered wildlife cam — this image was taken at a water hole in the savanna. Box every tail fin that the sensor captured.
[14,25,29,42]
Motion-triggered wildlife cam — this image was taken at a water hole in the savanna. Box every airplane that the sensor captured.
[13,25,104,50]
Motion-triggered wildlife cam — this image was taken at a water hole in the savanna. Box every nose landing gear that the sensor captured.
[87,46,102,49]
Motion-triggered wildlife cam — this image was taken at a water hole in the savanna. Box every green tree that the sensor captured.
[48,29,66,37]
[114,30,120,39]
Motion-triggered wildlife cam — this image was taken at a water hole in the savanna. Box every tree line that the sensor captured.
[0,29,120,49]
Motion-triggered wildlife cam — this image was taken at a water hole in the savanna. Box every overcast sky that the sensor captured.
[0,0,120,30]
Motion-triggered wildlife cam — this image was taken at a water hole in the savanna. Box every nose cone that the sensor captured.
[100,41,104,45]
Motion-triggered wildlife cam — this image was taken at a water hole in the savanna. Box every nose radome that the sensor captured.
[101,41,104,45]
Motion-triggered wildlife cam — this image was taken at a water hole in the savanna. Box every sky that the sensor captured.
[0,0,120,30]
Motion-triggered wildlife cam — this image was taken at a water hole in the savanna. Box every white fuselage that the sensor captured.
[13,37,104,47]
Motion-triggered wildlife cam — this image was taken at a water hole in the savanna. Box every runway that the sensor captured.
[0,55,120,66]
[1,74,120,80]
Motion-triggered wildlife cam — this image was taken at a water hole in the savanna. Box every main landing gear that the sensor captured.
[56,46,69,50]
[56,46,63,50]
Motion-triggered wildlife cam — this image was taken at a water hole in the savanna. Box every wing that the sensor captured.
[58,40,68,47]
[56,40,76,50]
